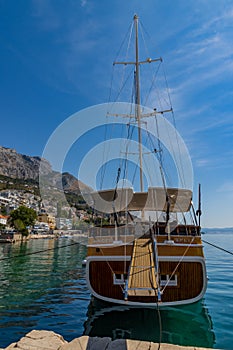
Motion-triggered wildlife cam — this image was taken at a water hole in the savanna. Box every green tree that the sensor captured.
[9,206,37,236]
[0,205,7,215]
[0,223,5,230]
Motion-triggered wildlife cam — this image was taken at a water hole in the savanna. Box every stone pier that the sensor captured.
[2,330,218,350]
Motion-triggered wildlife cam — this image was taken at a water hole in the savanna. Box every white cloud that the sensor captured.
[195,159,211,168]
[217,182,233,193]
[165,4,233,101]
[81,0,87,7]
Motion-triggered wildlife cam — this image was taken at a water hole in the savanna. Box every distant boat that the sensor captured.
[0,237,14,243]
[84,15,207,307]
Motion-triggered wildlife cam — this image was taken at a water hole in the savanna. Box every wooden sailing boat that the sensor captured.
[84,15,207,306]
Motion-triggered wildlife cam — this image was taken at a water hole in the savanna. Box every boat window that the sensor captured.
[113,273,127,285]
[160,274,177,286]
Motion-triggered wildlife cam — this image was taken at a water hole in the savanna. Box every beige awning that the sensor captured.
[88,187,192,213]
[128,187,192,212]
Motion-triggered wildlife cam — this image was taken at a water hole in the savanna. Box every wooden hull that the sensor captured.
[86,236,207,307]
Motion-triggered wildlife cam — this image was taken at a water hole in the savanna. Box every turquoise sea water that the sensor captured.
[0,232,232,349]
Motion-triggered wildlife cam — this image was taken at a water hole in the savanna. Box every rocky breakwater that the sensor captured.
[1,330,219,350]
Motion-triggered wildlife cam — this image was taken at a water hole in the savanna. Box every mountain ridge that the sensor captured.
[0,146,88,194]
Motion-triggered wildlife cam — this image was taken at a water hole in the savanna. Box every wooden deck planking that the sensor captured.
[128,238,158,296]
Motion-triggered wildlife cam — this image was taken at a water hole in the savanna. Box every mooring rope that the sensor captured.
[202,239,233,256]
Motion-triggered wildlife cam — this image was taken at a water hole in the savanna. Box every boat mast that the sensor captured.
[113,15,163,192]
[134,14,144,192]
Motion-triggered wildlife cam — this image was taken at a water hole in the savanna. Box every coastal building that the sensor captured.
[0,190,40,212]
[55,217,73,230]
[37,211,56,230]
[0,214,8,226]
[0,195,10,206]
[33,222,50,232]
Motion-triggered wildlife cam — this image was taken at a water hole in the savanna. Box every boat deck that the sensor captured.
[127,238,158,296]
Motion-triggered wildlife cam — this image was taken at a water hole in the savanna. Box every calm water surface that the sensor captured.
[0,232,232,349]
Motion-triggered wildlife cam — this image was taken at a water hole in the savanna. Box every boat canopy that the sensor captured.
[88,187,192,213]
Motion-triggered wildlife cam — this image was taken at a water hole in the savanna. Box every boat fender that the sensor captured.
[82,259,87,267]
[163,240,175,245]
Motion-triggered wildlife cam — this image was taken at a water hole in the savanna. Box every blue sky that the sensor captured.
[0,0,233,228]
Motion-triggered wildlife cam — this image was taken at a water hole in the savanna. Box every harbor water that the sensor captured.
[0,232,232,349]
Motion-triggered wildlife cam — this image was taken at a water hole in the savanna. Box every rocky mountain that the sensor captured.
[0,146,51,180]
[62,172,89,193]
[0,146,89,194]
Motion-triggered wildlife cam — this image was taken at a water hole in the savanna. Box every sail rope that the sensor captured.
[143,60,162,108]
[100,19,134,190]
[156,302,162,350]
[0,239,86,261]
[137,18,163,113]
[119,19,134,98]
[162,63,186,188]
[98,246,126,294]
[100,27,128,190]
[160,236,195,294]
[108,20,134,104]
[202,239,233,256]
[146,122,172,187]
[110,66,135,105]
[2,234,231,263]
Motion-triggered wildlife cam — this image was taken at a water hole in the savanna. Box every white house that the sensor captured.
[0,215,8,226]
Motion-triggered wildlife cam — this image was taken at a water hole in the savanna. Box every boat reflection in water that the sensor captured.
[83,298,215,348]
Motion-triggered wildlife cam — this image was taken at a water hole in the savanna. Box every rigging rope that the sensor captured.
[100,20,135,190]
[202,239,233,256]
[4,236,231,265]
[99,246,125,294]
[156,302,162,350]
[143,61,162,107]
[0,239,83,261]
[160,236,195,294]
[161,63,186,188]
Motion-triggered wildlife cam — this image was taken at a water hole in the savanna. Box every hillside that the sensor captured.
[0,146,89,196]
[0,146,51,180]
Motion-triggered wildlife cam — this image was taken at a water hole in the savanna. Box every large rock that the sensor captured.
[5,330,67,350]
[2,331,220,350]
